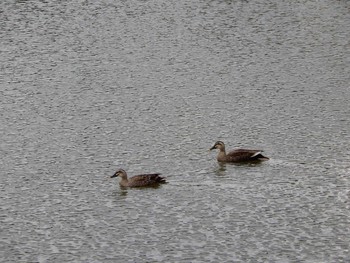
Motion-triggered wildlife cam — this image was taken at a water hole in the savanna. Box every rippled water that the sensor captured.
[1,0,349,262]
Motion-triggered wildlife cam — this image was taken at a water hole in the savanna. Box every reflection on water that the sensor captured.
[116,189,129,198]
[214,163,228,176]
[214,161,270,175]
[1,0,349,262]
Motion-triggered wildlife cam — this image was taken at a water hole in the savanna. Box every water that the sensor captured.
[1,0,349,262]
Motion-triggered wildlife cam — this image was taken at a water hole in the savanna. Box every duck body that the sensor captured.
[210,141,269,163]
[111,169,166,187]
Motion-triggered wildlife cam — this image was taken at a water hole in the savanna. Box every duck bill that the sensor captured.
[111,172,118,178]
[209,146,215,151]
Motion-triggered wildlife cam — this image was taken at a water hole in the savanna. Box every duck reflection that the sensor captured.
[214,163,227,176]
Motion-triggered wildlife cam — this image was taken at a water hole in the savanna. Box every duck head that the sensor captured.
[210,141,225,151]
[111,169,127,179]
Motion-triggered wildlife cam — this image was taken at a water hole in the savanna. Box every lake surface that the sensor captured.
[1,0,349,262]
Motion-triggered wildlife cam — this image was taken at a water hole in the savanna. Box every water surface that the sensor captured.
[1,0,349,262]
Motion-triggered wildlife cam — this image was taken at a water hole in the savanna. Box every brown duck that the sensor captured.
[111,169,166,187]
[210,141,269,163]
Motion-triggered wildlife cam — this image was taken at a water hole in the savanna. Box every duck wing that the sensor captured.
[129,174,166,187]
[227,149,268,162]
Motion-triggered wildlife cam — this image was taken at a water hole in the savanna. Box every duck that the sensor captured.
[111,169,166,187]
[210,141,269,163]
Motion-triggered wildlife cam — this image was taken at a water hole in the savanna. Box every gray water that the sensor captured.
[1,0,349,262]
